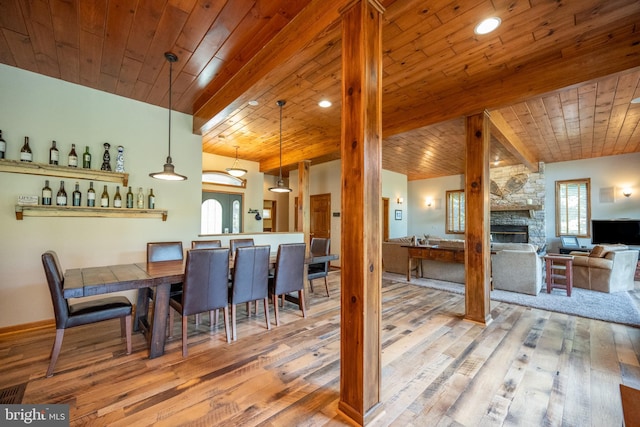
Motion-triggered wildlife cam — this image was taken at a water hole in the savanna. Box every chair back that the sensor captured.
[272,243,306,295]
[309,237,331,274]
[147,241,183,263]
[182,248,230,316]
[230,245,270,304]
[191,240,222,249]
[42,251,69,328]
[230,238,255,255]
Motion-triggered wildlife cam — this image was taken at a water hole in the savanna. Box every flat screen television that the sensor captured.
[591,219,640,246]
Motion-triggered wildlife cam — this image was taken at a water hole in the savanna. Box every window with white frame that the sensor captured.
[555,178,590,237]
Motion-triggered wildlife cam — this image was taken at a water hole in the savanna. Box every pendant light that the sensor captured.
[269,100,292,193]
[150,52,187,181]
[226,145,247,177]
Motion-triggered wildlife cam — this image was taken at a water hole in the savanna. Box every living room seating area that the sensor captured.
[570,244,639,293]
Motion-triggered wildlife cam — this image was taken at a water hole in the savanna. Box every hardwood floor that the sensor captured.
[2,273,639,426]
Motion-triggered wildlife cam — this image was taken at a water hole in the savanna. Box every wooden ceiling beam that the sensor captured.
[488,110,539,172]
[192,0,352,136]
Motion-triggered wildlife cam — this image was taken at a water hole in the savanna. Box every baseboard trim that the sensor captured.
[0,319,55,337]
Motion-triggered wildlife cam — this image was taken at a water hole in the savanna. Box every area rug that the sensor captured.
[384,273,640,328]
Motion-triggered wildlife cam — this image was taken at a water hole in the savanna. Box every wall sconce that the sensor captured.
[248,209,262,220]
[425,197,433,207]
[397,197,403,205]
[622,188,632,198]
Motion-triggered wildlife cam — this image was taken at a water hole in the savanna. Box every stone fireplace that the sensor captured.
[490,163,546,251]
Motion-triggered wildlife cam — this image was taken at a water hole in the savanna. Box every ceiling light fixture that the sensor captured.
[269,100,292,193]
[226,145,247,177]
[631,97,640,104]
[150,52,187,181]
[474,17,501,35]
[318,100,332,108]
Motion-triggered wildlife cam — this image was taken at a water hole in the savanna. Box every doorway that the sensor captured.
[310,193,331,240]
[263,200,276,232]
[201,191,243,234]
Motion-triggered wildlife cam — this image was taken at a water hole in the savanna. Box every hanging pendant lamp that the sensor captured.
[150,52,187,181]
[269,100,292,193]
[226,145,247,177]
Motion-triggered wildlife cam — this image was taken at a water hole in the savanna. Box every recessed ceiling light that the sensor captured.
[474,17,501,35]
[248,100,259,106]
[631,97,640,104]
[318,100,332,108]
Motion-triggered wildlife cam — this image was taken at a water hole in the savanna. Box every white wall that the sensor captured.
[383,169,408,238]
[407,153,640,249]
[0,64,203,328]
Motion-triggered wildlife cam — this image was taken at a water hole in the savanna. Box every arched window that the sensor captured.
[201,199,223,234]
[232,200,240,233]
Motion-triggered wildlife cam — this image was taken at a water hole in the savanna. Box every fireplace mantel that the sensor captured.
[491,204,542,218]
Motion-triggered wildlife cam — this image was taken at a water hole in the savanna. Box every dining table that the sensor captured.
[63,252,338,359]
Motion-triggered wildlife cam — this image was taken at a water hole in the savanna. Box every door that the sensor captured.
[201,192,243,233]
[382,197,389,241]
[310,193,331,239]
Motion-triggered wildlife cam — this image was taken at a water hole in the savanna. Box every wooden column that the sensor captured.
[339,0,384,425]
[298,160,312,307]
[464,111,492,325]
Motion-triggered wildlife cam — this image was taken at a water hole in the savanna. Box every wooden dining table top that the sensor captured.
[64,252,338,299]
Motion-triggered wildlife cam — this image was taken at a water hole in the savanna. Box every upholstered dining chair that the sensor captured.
[268,243,307,326]
[228,245,271,341]
[229,238,255,255]
[191,240,222,249]
[168,248,231,356]
[42,251,132,377]
[308,237,331,297]
[146,241,184,334]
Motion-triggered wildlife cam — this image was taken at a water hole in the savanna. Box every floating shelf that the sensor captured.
[15,205,167,221]
[0,159,129,186]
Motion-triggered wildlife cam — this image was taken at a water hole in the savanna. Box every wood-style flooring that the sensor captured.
[1,272,639,426]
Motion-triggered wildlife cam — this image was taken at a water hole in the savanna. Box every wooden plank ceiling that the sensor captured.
[1,0,639,180]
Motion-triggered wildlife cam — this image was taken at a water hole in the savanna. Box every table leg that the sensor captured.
[149,283,170,359]
[407,257,412,281]
[134,288,150,332]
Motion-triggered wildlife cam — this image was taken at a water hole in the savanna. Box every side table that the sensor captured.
[544,254,574,296]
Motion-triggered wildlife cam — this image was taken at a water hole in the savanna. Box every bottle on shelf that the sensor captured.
[87,182,96,207]
[82,146,91,169]
[20,137,32,162]
[137,187,144,209]
[148,188,155,209]
[68,144,78,167]
[114,186,122,208]
[100,185,109,208]
[72,182,82,206]
[42,180,52,205]
[0,130,5,159]
[49,140,59,165]
[126,186,134,208]
[56,181,67,206]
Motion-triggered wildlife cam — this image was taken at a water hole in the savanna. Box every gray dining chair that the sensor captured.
[229,238,255,255]
[308,237,331,297]
[268,243,307,326]
[168,248,231,356]
[191,240,222,249]
[229,245,271,341]
[42,251,132,377]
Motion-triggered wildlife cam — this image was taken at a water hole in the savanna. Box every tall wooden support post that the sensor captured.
[298,160,311,307]
[464,112,492,325]
[339,0,384,425]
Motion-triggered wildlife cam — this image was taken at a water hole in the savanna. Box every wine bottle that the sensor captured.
[101,185,109,207]
[20,137,32,162]
[56,181,67,206]
[49,140,59,165]
[114,186,122,208]
[0,130,7,159]
[148,188,155,209]
[87,182,96,207]
[82,146,91,168]
[137,187,144,209]
[126,186,134,208]
[72,182,82,206]
[42,180,52,205]
[68,144,78,167]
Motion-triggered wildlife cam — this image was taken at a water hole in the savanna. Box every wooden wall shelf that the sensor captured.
[491,204,542,218]
[15,205,167,221]
[0,159,129,186]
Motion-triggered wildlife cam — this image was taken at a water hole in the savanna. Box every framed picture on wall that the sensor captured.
[395,210,402,220]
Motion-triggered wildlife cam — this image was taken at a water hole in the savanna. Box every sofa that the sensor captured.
[490,242,543,295]
[570,244,639,293]
[381,236,416,275]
